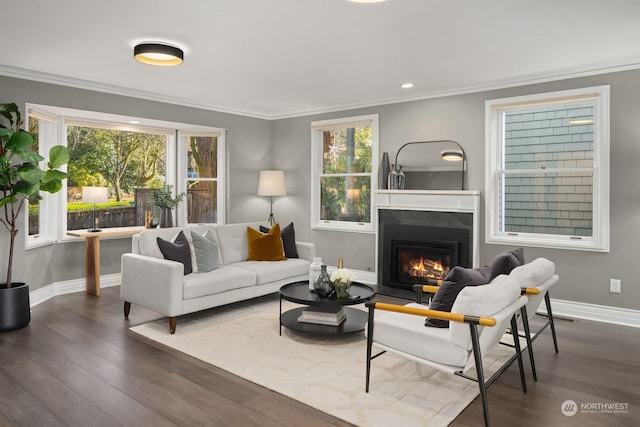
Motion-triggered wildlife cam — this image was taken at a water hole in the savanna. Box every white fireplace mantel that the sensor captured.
[375,189,480,213]
[375,189,481,269]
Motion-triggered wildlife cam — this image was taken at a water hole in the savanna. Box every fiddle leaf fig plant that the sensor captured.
[0,103,70,287]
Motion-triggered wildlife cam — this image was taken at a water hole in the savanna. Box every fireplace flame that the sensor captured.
[408,256,446,280]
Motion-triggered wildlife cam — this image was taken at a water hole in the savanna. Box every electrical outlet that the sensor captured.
[610,279,621,294]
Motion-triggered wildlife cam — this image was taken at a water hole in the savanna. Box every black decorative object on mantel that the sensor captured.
[380,152,391,189]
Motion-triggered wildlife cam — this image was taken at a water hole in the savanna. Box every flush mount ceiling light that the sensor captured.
[400,82,414,89]
[134,43,183,66]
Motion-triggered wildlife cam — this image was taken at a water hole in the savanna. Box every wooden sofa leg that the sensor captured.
[169,317,177,334]
[124,301,131,319]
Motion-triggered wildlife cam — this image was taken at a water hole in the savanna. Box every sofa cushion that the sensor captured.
[426,266,491,328]
[489,248,524,281]
[260,222,299,258]
[247,224,286,261]
[182,265,256,300]
[233,258,310,285]
[215,222,265,265]
[191,230,220,273]
[157,231,192,275]
[367,303,469,367]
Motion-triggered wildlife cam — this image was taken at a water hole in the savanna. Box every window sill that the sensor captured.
[486,234,609,253]
[312,222,375,234]
[26,237,56,250]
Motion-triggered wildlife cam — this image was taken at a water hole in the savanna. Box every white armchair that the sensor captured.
[365,275,529,427]
[510,257,560,381]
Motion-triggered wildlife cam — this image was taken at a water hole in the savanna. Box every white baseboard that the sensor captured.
[540,298,640,329]
[28,271,640,329]
[29,273,122,307]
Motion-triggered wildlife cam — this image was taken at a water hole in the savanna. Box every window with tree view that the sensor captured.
[65,124,169,231]
[312,115,377,232]
[185,134,219,223]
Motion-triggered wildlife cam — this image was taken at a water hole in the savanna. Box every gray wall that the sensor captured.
[272,69,640,311]
[3,69,639,311]
[0,75,272,289]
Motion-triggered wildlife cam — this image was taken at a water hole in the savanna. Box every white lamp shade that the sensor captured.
[257,170,287,196]
[82,186,109,204]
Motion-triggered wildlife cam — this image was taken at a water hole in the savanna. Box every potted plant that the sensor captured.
[150,185,185,228]
[0,103,70,331]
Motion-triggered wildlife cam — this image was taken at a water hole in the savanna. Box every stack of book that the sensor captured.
[298,306,346,326]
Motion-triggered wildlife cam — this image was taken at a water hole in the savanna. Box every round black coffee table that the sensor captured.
[279,281,376,335]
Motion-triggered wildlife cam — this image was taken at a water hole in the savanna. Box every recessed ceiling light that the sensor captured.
[134,43,184,66]
[400,83,414,89]
[128,120,141,124]
[348,0,388,3]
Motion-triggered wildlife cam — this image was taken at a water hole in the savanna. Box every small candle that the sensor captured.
[337,258,344,269]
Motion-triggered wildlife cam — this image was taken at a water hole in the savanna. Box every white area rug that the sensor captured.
[130,295,521,427]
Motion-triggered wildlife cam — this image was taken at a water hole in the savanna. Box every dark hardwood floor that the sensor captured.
[0,287,638,426]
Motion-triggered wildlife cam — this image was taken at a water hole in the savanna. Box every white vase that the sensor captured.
[309,257,323,291]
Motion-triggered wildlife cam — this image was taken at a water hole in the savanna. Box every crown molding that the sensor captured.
[0,65,272,120]
[3,58,640,121]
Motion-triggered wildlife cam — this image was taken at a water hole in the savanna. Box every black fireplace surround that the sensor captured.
[378,209,473,290]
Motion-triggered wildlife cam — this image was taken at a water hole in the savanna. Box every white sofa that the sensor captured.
[121,222,315,333]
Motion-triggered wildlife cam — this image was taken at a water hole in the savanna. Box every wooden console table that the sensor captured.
[67,227,145,296]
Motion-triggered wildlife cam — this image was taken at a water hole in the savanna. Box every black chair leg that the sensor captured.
[520,306,537,381]
[545,292,559,353]
[469,323,490,427]
[365,307,375,393]
[510,315,527,394]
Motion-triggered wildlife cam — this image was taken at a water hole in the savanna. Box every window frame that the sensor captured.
[485,85,610,252]
[177,131,226,226]
[24,103,225,248]
[310,114,378,233]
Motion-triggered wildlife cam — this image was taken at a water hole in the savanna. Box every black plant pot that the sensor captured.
[0,282,31,332]
[160,208,174,228]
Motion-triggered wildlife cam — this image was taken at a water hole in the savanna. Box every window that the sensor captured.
[25,104,225,248]
[485,86,610,251]
[311,114,378,232]
[179,132,225,225]
[26,111,57,247]
[65,122,172,232]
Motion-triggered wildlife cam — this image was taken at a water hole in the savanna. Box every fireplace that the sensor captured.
[393,239,458,286]
[378,208,473,290]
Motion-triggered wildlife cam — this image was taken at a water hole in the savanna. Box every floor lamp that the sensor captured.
[82,186,109,232]
[257,170,287,226]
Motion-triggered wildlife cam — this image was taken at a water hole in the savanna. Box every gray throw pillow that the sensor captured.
[425,266,491,328]
[191,230,220,273]
[488,248,525,281]
[157,231,192,275]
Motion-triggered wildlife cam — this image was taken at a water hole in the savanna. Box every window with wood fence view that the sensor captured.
[28,123,219,234]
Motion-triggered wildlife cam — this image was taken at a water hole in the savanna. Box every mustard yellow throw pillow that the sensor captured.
[247,223,286,261]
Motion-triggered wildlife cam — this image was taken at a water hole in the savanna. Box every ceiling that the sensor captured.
[2,0,640,119]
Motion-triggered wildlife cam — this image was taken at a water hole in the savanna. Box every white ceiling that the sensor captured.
[3,0,640,119]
